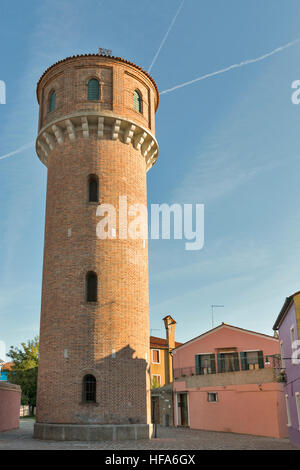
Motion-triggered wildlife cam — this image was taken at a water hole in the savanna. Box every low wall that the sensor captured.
[0,382,21,432]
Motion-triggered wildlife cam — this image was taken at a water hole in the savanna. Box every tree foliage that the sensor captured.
[7,337,39,413]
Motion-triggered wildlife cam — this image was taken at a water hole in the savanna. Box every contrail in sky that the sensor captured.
[148,0,185,73]
[2,37,299,161]
[0,141,34,161]
[160,37,300,95]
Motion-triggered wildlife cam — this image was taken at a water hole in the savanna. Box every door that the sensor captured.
[151,396,160,424]
[177,393,189,427]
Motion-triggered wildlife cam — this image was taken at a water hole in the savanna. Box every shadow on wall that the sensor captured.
[73,344,149,425]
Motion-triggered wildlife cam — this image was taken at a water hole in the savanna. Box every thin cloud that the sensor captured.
[0,142,34,161]
[161,37,300,94]
[148,0,185,73]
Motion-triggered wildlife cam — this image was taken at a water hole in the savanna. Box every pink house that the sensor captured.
[172,323,288,438]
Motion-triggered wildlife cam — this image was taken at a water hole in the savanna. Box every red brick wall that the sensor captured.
[36,56,158,425]
[37,56,158,133]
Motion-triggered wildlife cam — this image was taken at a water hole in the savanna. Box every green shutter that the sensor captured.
[88,79,100,100]
[133,90,142,113]
[210,354,216,374]
[234,352,240,371]
[195,355,201,375]
[49,91,56,112]
[240,352,247,370]
[258,350,264,369]
[217,353,223,373]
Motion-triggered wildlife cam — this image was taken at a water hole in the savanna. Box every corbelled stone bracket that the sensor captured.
[36,112,159,172]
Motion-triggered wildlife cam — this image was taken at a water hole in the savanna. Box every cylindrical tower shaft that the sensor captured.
[34,54,159,441]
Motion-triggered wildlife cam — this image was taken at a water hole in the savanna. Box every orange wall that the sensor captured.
[150,348,169,387]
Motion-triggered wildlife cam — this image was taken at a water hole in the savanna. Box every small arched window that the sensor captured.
[86,271,97,302]
[88,79,100,100]
[82,374,96,403]
[48,91,56,112]
[133,90,142,113]
[88,175,99,203]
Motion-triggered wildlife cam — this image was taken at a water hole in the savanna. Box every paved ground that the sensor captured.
[0,419,298,450]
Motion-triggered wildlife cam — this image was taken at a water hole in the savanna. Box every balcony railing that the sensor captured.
[174,354,283,380]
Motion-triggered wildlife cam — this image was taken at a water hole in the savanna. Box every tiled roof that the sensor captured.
[150,336,183,349]
[1,362,13,371]
[36,54,159,109]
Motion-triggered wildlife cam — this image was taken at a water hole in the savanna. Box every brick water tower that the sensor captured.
[34,51,159,441]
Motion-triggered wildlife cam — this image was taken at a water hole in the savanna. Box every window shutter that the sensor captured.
[258,350,264,369]
[210,354,216,374]
[133,90,142,113]
[217,353,223,373]
[240,352,247,370]
[195,355,201,375]
[49,91,56,112]
[88,79,100,100]
[233,352,240,371]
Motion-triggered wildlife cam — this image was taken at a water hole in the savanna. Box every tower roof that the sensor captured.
[36,54,159,110]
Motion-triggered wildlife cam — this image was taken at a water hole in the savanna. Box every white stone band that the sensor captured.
[36,112,159,172]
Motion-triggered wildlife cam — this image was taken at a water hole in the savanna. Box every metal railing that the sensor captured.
[174,354,283,380]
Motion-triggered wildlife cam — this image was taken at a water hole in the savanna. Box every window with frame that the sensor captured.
[133,90,142,113]
[217,352,240,373]
[88,78,100,100]
[152,375,161,387]
[208,392,218,402]
[48,91,56,112]
[290,326,297,364]
[280,341,285,368]
[152,349,160,364]
[82,374,96,403]
[195,354,216,375]
[86,271,97,302]
[240,350,264,370]
[88,174,99,202]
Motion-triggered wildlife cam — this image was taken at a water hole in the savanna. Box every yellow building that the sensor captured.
[149,315,182,388]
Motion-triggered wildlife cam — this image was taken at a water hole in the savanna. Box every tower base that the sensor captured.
[34,423,153,441]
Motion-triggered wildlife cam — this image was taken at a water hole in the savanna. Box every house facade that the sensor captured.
[273,291,300,448]
[173,323,288,438]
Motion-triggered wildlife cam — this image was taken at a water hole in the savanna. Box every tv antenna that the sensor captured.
[98,47,112,57]
[150,329,161,336]
[211,305,224,328]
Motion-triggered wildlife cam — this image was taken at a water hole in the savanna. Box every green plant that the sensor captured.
[7,337,39,415]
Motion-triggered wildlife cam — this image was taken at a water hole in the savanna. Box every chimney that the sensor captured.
[163,315,177,384]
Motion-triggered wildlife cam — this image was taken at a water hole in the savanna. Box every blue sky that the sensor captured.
[1,0,300,357]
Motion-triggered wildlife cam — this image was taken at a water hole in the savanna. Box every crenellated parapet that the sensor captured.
[36,111,159,172]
